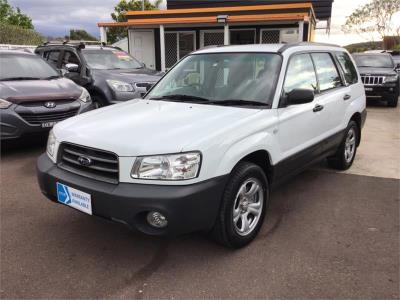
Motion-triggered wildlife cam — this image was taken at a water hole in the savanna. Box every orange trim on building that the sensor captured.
[98,12,308,27]
[124,3,313,16]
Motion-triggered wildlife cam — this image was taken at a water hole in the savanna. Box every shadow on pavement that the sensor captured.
[1,133,47,158]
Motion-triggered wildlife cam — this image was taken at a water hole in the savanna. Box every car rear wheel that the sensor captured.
[327,121,359,170]
[211,162,269,248]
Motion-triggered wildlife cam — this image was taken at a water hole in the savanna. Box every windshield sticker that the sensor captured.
[113,51,133,61]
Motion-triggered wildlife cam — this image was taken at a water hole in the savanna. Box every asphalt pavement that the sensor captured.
[1,104,399,299]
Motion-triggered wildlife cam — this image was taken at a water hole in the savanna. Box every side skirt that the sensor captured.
[271,129,346,188]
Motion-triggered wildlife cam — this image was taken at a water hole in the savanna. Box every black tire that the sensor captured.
[387,95,398,108]
[211,162,269,248]
[327,120,359,170]
[92,94,107,108]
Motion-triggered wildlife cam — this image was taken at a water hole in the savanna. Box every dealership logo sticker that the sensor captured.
[56,182,92,215]
[57,182,71,204]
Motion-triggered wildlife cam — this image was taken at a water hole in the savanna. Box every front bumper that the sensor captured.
[364,84,398,99]
[37,154,228,236]
[0,101,94,140]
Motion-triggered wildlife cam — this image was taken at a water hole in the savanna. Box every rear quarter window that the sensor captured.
[335,52,358,85]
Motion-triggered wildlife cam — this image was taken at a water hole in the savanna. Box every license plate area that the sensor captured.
[42,121,57,128]
[56,182,92,215]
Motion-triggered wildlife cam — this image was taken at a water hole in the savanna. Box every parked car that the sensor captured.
[35,42,162,107]
[0,50,93,141]
[37,43,366,248]
[352,53,399,107]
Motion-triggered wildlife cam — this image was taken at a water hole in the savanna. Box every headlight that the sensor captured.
[106,79,134,92]
[384,75,399,83]
[0,98,12,109]
[131,152,201,180]
[79,88,91,103]
[47,130,56,158]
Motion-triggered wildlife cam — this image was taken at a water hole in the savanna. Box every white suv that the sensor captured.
[37,43,366,248]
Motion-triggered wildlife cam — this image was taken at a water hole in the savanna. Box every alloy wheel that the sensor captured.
[344,128,356,163]
[232,178,264,236]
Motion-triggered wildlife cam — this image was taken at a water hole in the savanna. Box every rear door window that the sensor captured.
[335,52,358,85]
[311,53,342,92]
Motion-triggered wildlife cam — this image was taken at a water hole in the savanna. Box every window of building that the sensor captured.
[165,32,196,69]
[230,29,256,45]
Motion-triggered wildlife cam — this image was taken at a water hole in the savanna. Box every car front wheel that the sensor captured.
[387,95,398,107]
[211,162,269,248]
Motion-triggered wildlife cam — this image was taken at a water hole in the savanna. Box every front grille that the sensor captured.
[135,82,154,91]
[18,108,79,125]
[361,75,385,85]
[58,143,119,184]
[19,99,76,107]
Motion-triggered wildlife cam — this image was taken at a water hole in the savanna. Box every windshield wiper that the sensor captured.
[150,94,210,103]
[0,77,41,81]
[208,99,270,107]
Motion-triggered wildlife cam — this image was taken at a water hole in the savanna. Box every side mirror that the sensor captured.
[286,89,314,105]
[141,62,146,68]
[396,63,400,72]
[65,63,79,73]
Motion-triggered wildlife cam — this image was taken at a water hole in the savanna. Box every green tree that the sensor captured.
[108,0,162,44]
[0,23,43,45]
[0,0,34,29]
[69,29,98,41]
[342,0,400,42]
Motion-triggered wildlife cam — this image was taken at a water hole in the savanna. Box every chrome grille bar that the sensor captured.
[361,76,385,86]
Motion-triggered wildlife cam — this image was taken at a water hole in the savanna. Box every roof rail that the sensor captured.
[278,42,341,53]
[39,40,106,49]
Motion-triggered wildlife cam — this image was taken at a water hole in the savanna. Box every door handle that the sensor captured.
[313,104,324,112]
[343,94,351,100]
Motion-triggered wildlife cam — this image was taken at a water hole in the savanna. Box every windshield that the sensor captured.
[82,49,142,70]
[353,55,394,68]
[0,53,59,80]
[146,53,282,106]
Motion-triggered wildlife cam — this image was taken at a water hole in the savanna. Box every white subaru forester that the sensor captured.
[37,43,366,248]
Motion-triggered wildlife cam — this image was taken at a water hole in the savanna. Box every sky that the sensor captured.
[7,0,394,46]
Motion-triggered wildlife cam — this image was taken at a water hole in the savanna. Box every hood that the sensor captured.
[54,99,262,156]
[0,78,82,104]
[357,67,397,76]
[92,68,162,84]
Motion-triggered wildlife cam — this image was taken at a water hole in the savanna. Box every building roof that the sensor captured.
[98,2,315,27]
[167,0,334,20]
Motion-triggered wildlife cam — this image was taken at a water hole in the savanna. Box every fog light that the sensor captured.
[147,211,168,228]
